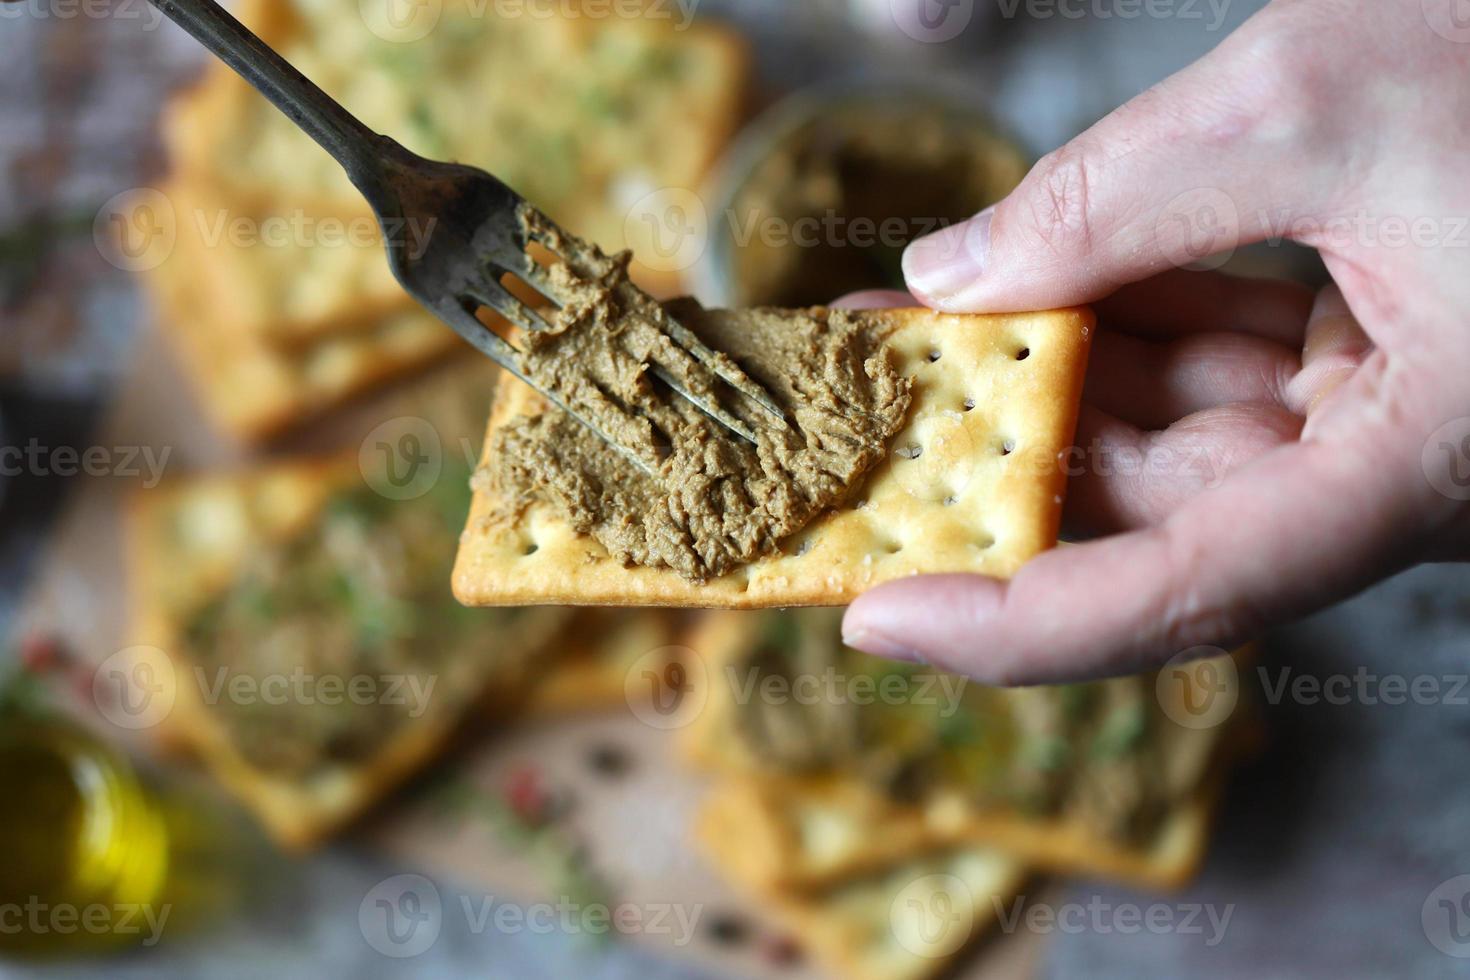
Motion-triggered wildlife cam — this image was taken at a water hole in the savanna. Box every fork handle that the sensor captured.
[148,0,388,192]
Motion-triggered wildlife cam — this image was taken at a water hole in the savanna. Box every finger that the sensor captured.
[844,421,1414,684]
[1062,401,1303,536]
[829,290,916,310]
[1286,284,1373,418]
[1093,269,1315,346]
[1084,329,1298,430]
[901,7,1345,312]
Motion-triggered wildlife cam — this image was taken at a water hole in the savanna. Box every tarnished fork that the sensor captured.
[146,0,787,468]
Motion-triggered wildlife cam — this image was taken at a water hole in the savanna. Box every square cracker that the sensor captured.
[128,454,569,850]
[679,611,1252,891]
[453,307,1094,608]
[142,181,466,443]
[699,793,1026,980]
[161,0,749,299]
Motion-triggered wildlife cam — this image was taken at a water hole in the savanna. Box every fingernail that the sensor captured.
[903,207,992,304]
[842,625,927,665]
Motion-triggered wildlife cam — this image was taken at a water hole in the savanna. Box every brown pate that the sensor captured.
[478,210,912,582]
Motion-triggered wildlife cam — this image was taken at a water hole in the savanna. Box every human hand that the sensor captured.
[841,0,1470,684]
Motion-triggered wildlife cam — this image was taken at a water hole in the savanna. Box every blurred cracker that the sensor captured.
[699,792,1027,980]
[128,453,569,850]
[142,181,465,443]
[161,0,750,298]
[683,611,1251,891]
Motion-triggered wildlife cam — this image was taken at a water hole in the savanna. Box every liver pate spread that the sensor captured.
[480,212,912,582]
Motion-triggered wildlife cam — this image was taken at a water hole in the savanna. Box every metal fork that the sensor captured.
[146,0,787,466]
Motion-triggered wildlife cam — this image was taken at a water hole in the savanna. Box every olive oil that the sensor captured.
[0,720,169,956]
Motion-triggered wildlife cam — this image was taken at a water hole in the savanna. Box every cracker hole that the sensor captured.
[999,439,1016,457]
[943,495,959,507]
[962,397,976,412]
[896,444,923,460]
[975,534,997,550]
[523,542,540,556]
[927,349,942,363]
[1016,347,1031,361]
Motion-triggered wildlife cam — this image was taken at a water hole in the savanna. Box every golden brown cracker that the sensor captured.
[698,798,1027,980]
[142,181,465,443]
[453,307,1094,608]
[127,455,566,850]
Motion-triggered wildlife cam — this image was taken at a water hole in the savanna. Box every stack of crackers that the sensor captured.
[674,609,1255,980]
[143,0,747,443]
[128,0,746,844]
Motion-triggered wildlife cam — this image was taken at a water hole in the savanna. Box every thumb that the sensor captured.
[904,5,1343,312]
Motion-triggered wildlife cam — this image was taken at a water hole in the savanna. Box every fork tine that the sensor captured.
[464,275,558,333]
[658,315,790,430]
[433,301,658,478]
[649,365,759,445]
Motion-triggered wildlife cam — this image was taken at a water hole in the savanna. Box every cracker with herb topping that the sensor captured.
[684,610,1250,891]
[128,450,567,850]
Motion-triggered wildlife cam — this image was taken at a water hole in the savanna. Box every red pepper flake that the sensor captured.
[503,766,550,826]
[19,633,68,674]
[759,934,803,968]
